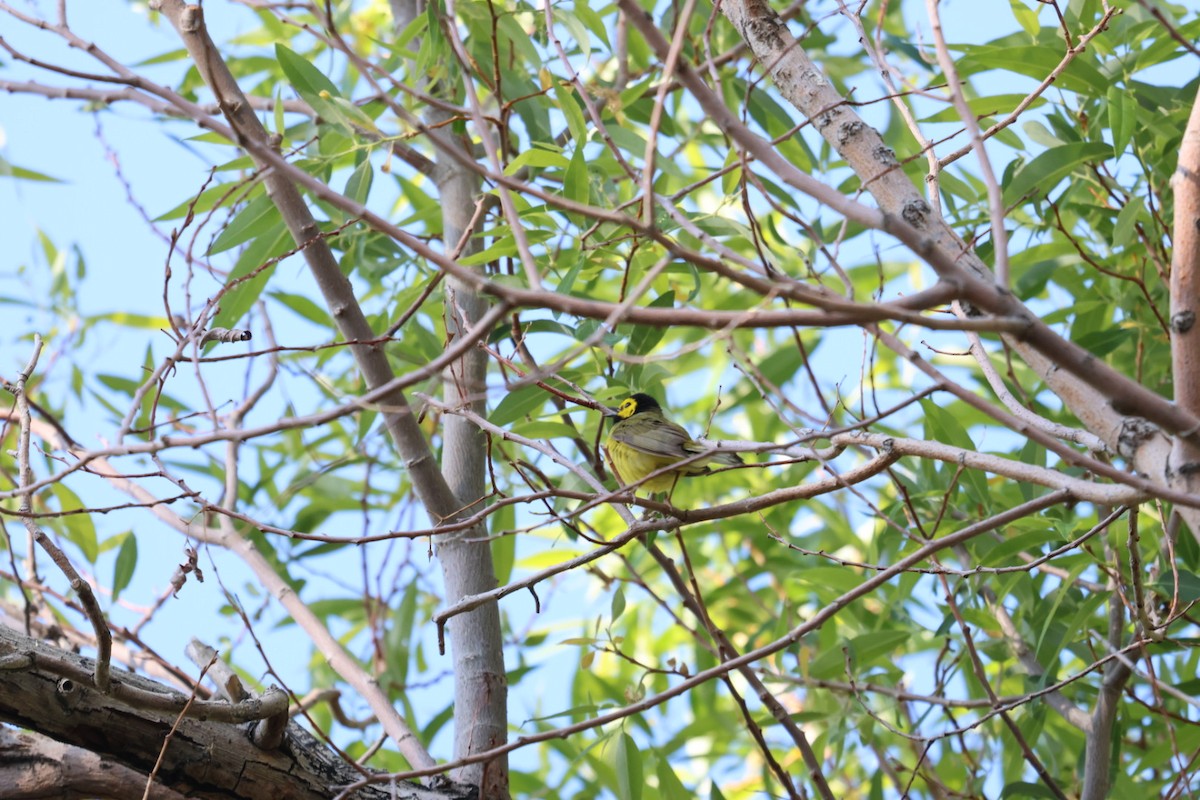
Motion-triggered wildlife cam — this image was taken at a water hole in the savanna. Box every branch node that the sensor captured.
[901,198,931,229]
[1116,417,1159,458]
[180,4,201,32]
[56,677,82,709]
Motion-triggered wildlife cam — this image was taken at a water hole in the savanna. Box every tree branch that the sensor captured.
[695,0,1200,535]
[0,623,473,800]
[1170,83,1200,474]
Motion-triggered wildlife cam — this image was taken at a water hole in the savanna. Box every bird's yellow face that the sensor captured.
[616,397,640,419]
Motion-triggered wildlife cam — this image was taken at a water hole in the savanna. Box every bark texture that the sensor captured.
[0,624,474,800]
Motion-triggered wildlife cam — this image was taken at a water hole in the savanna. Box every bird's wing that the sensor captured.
[609,418,694,459]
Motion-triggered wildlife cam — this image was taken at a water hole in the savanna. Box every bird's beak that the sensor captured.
[602,406,621,418]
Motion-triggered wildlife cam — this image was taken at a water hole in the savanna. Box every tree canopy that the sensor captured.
[2,0,1200,798]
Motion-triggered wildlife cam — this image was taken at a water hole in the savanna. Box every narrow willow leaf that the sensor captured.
[1004,142,1111,205]
[490,385,547,427]
[208,194,281,255]
[611,732,643,800]
[112,533,138,603]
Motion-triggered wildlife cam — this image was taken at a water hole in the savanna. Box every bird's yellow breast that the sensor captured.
[607,440,689,493]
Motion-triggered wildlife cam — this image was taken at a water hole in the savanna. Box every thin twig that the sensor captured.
[9,337,112,693]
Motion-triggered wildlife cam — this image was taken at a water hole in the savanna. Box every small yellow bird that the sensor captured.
[605,393,743,494]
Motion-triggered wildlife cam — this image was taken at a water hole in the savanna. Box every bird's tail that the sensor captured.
[684,441,743,466]
[709,450,743,467]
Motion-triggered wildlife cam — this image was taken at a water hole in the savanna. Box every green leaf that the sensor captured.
[490,503,516,586]
[1014,256,1064,300]
[610,732,643,800]
[1004,142,1111,205]
[655,758,691,800]
[1022,120,1064,149]
[355,409,378,444]
[207,193,281,255]
[270,291,333,327]
[960,45,1107,95]
[1001,781,1059,798]
[384,582,420,686]
[721,146,743,196]
[92,312,172,330]
[564,144,588,206]
[187,131,237,147]
[610,586,626,623]
[0,155,64,183]
[553,81,589,145]
[1112,195,1144,248]
[50,484,98,564]
[505,147,571,174]
[572,0,611,49]
[1009,0,1040,38]
[212,221,292,330]
[275,43,342,123]
[627,293,675,356]
[809,630,910,679]
[273,85,285,137]
[512,421,580,441]
[921,94,1044,124]
[756,346,807,391]
[490,385,547,427]
[134,47,188,67]
[1155,571,1200,603]
[1032,560,1092,667]
[112,533,138,603]
[1108,85,1136,157]
[554,9,591,61]
[790,566,863,594]
[155,181,261,222]
[458,236,520,266]
[982,526,1062,567]
[921,399,990,503]
[343,157,373,206]
[1075,327,1133,357]
[322,93,381,135]
[921,399,976,451]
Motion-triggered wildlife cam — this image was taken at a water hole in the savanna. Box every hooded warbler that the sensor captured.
[606,393,743,494]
